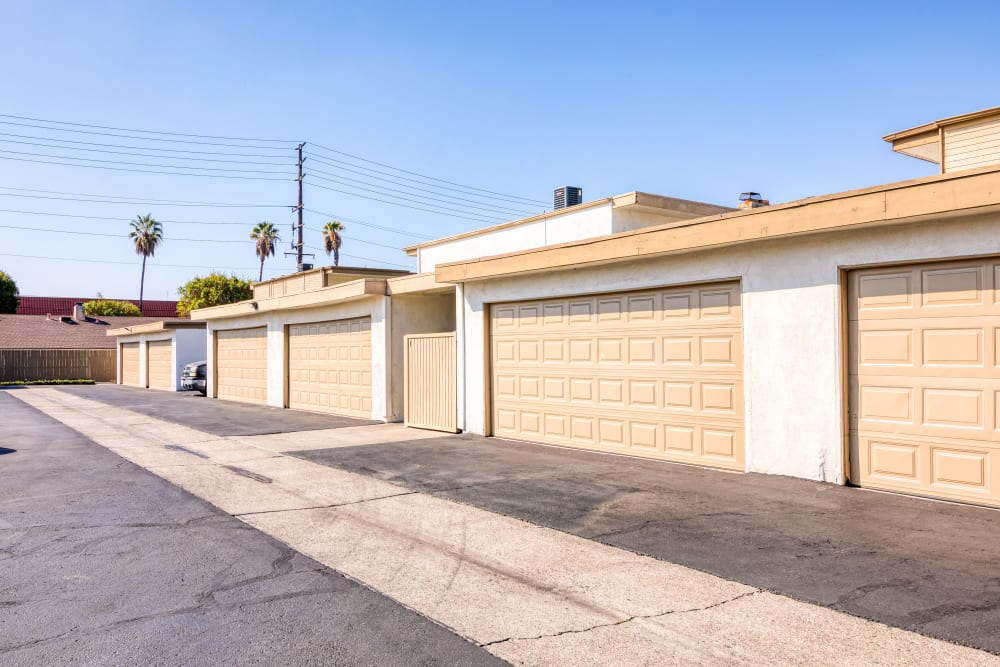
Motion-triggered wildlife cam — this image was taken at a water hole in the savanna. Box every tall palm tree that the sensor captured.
[251,221,280,282]
[128,214,163,315]
[323,221,345,267]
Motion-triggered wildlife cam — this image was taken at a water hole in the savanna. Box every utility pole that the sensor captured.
[286,142,313,272]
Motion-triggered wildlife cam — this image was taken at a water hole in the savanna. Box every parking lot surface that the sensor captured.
[0,390,501,666]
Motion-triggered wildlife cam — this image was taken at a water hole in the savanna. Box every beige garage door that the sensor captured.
[288,317,372,418]
[146,339,173,391]
[215,327,267,404]
[120,342,140,386]
[491,283,744,470]
[850,259,1000,508]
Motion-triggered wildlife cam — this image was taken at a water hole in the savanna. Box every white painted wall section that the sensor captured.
[459,214,1000,484]
[417,203,614,272]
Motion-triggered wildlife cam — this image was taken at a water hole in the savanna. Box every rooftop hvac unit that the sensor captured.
[554,186,583,210]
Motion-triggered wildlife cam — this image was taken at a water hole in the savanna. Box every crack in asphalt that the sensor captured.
[232,490,419,517]
[480,589,764,647]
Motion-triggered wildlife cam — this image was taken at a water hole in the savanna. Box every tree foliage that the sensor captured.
[323,221,345,267]
[84,299,141,316]
[0,270,18,314]
[129,213,164,310]
[251,221,280,282]
[176,273,253,317]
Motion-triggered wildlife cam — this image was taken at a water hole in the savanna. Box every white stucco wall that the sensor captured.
[205,296,391,420]
[459,213,1000,484]
[417,203,614,273]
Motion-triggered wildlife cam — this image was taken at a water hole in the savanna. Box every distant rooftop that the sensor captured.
[16,296,179,318]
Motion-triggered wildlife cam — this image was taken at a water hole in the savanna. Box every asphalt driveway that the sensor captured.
[293,434,1000,655]
[0,389,500,666]
[37,384,1000,655]
[55,383,374,435]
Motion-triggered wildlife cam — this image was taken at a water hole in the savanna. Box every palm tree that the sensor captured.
[323,221,345,267]
[128,214,163,315]
[251,221,280,282]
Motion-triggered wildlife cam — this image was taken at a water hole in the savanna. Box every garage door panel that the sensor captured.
[492,283,744,470]
[850,259,1000,507]
[288,317,371,418]
[147,339,173,391]
[121,343,140,387]
[216,327,267,404]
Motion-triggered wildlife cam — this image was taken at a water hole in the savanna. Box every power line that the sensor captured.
[305,180,505,224]
[0,147,290,174]
[0,208,263,226]
[304,152,543,212]
[307,166,535,217]
[0,119,294,150]
[0,113,297,145]
[0,130,296,158]
[302,207,431,240]
[0,137,293,166]
[303,225,402,251]
[0,251,287,273]
[303,244,412,269]
[0,185,287,208]
[309,142,549,206]
[0,153,293,180]
[0,222,250,243]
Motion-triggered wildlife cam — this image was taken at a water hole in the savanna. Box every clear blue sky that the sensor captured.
[0,1,997,301]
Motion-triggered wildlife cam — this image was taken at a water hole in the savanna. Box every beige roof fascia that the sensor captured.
[883,106,1000,143]
[191,278,388,321]
[251,265,409,289]
[386,272,455,295]
[402,192,732,256]
[107,320,205,337]
[435,165,1000,283]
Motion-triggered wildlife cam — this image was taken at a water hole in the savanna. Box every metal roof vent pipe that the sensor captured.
[554,186,583,210]
[738,192,769,209]
[73,302,86,321]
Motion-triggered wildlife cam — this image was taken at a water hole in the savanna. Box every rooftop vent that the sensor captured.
[554,186,583,210]
[738,192,769,209]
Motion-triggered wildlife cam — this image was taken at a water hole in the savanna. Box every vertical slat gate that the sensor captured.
[404,333,457,433]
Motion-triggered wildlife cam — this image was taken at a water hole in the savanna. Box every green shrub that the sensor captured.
[84,299,142,317]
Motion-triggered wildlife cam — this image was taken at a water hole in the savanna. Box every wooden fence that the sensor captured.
[404,333,457,433]
[0,349,117,382]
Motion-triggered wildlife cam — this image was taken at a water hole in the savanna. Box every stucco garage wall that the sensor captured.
[205,296,390,419]
[389,293,456,422]
[418,203,613,273]
[459,213,1000,484]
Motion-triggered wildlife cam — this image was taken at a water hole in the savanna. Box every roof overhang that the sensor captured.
[435,165,1000,284]
[107,320,205,337]
[191,278,388,321]
[883,106,1000,165]
[386,272,456,295]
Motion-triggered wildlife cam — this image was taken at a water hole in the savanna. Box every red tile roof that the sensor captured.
[0,314,148,349]
[16,296,179,318]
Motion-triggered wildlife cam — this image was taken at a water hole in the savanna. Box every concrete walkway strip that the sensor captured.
[13,388,998,667]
